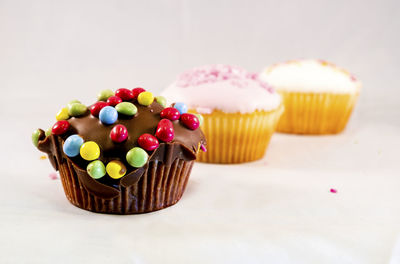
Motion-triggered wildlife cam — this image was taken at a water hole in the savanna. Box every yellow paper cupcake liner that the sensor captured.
[193,106,283,164]
[276,91,359,134]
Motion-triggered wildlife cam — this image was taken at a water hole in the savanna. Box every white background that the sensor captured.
[0,0,399,263]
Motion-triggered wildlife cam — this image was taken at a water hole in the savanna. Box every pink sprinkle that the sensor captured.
[49,172,59,180]
[175,64,275,93]
[330,188,337,193]
[200,144,207,152]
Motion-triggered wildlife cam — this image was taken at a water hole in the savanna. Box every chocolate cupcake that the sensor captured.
[32,88,206,214]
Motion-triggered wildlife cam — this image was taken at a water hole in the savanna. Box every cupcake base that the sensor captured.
[58,158,194,214]
[195,106,283,164]
[276,91,359,134]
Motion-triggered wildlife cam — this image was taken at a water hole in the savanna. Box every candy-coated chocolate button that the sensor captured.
[99,106,118,125]
[97,89,114,101]
[110,124,128,143]
[115,102,137,116]
[45,128,52,137]
[115,88,134,101]
[137,91,154,106]
[87,160,106,179]
[63,135,84,157]
[132,87,146,100]
[68,103,87,117]
[32,129,41,147]
[89,101,108,117]
[52,120,70,135]
[155,119,174,142]
[67,99,81,109]
[106,160,127,179]
[194,113,204,126]
[56,107,70,121]
[126,147,149,168]
[138,133,159,151]
[160,107,180,121]
[180,113,200,130]
[106,96,123,106]
[174,102,188,114]
[80,141,100,160]
[155,96,166,107]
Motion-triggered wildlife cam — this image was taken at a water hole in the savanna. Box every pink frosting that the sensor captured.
[163,64,282,113]
[175,64,275,93]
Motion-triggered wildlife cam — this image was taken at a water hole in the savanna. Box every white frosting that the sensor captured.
[162,65,282,114]
[259,60,361,94]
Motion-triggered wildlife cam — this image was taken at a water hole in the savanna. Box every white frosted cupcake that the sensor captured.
[162,64,283,164]
[260,60,361,134]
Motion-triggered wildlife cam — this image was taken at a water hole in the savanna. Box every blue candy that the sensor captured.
[99,106,118,125]
[63,135,84,157]
[174,102,188,114]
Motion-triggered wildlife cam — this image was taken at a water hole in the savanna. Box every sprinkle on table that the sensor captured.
[330,188,337,193]
[49,172,59,180]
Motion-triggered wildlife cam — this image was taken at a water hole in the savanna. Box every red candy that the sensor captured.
[89,101,109,117]
[138,133,159,151]
[132,87,146,100]
[52,120,70,135]
[180,113,200,130]
[107,96,123,106]
[115,88,134,101]
[155,119,174,142]
[110,124,128,143]
[160,107,180,121]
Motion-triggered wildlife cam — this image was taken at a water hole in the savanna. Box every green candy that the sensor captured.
[67,99,80,106]
[68,103,87,117]
[97,89,114,101]
[115,102,137,116]
[32,129,41,147]
[66,99,81,110]
[155,96,167,107]
[126,147,148,168]
[87,160,106,179]
[194,114,204,126]
[45,127,52,137]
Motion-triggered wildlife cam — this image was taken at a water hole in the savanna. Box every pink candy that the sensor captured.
[52,120,70,135]
[89,101,109,117]
[160,107,180,121]
[138,133,159,151]
[110,124,128,143]
[156,119,174,142]
[115,88,134,101]
[180,113,199,130]
[107,96,123,106]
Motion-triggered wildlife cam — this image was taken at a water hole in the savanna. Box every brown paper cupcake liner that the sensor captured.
[58,158,194,214]
[276,91,359,134]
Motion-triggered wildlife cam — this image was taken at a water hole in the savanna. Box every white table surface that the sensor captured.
[1,100,399,264]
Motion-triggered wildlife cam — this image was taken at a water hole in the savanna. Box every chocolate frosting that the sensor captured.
[36,99,206,199]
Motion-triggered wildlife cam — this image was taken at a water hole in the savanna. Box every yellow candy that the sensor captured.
[106,160,126,179]
[56,107,70,121]
[80,141,100,161]
[137,91,154,106]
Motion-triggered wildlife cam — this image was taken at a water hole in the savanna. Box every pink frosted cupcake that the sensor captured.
[162,64,283,164]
